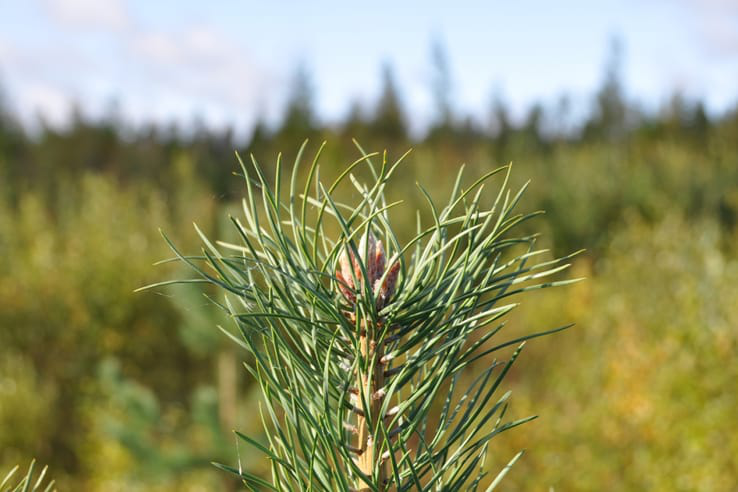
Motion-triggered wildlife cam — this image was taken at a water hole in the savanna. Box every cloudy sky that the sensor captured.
[1,0,736,136]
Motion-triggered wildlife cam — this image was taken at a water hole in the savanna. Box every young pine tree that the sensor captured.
[145,142,579,491]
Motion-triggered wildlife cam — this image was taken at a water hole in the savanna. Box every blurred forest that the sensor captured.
[1,42,737,491]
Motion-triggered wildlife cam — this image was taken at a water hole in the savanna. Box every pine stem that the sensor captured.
[355,325,387,492]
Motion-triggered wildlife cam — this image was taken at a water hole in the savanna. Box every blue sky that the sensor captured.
[1,0,736,136]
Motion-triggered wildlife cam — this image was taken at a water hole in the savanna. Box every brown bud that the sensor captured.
[374,260,400,310]
[335,231,398,310]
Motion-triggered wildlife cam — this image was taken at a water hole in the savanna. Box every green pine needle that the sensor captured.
[148,141,580,491]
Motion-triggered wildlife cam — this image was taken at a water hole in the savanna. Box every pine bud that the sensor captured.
[336,231,399,310]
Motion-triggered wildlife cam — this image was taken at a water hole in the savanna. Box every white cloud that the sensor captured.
[130,25,274,113]
[0,36,74,127]
[2,3,275,135]
[17,82,73,128]
[42,0,131,31]
[680,0,738,58]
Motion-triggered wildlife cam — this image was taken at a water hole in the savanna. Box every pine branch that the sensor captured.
[149,141,580,490]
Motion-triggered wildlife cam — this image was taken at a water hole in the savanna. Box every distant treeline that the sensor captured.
[0,46,736,254]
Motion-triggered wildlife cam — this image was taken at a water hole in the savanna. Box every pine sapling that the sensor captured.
[143,142,581,491]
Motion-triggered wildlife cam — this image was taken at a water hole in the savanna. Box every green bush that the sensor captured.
[496,214,738,491]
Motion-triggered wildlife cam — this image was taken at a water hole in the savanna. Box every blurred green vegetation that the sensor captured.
[1,49,737,490]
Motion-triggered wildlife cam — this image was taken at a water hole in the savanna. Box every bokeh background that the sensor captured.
[1,1,737,490]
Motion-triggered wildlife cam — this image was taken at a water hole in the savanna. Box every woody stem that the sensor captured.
[355,324,387,492]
